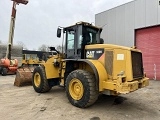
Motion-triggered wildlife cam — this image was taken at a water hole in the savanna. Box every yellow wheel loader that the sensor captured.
[14,53,45,86]
[14,50,56,87]
[32,22,149,108]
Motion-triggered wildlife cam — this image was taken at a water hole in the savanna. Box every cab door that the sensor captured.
[66,29,76,59]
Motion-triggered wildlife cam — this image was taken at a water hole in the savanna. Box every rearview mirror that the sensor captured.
[57,28,61,38]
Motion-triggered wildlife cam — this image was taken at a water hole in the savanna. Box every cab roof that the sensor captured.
[64,21,102,31]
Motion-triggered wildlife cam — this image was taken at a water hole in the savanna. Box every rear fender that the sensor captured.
[86,60,108,91]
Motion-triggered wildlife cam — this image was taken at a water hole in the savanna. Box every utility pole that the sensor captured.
[6,0,28,59]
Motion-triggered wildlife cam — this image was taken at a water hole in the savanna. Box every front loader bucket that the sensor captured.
[14,66,35,87]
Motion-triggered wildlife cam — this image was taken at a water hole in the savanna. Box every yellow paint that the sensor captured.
[85,44,141,52]
[112,49,127,79]
[87,60,108,91]
[86,44,142,81]
[34,72,41,87]
[22,54,44,65]
[40,42,149,95]
[69,78,84,100]
[43,55,61,79]
[85,44,149,94]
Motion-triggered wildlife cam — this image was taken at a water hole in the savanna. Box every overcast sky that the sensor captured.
[0,0,133,50]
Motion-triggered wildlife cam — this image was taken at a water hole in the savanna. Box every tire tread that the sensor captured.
[66,70,98,108]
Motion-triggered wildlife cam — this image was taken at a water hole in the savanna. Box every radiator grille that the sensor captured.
[131,51,143,78]
[105,51,113,75]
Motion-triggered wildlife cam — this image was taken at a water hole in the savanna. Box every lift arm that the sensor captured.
[6,0,28,59]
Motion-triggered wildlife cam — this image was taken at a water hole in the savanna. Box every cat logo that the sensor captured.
[86,51,95,58]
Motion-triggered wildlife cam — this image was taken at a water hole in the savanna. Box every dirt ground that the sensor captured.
[0,75,160,120]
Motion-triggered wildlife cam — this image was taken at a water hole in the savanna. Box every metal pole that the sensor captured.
[6,1,17,59]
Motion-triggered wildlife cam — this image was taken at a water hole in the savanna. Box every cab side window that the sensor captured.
[67,31,75,49]
[78,35,83,48]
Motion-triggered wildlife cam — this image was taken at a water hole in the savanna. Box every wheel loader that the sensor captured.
[32,22,149,108]
[14,54,42,86]
[14,50,56,86]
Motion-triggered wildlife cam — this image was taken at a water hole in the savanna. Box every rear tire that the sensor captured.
[1,68,7,76]
[32,65,51,93]
[66,70,98,108]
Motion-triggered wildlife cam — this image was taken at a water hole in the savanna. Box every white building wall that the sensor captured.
[125,2,135,46]
[134,0,146,28]
[159,0,160,24]
[145,0,158,26]
[107,9,116,44]
[116,5,125,46]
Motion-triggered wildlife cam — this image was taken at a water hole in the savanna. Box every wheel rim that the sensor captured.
[69,78,84,100]
[34,72,41,87]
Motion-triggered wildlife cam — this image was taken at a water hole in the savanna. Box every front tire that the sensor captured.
[66,70,98,108]
[1,68,7,76]
[32,65,51,93]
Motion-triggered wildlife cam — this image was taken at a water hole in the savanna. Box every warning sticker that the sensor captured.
[117,54,124,60]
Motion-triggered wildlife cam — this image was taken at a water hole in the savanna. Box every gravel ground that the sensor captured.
[0,75,160,120]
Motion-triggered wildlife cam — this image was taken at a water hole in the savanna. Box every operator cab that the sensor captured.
[57,22,102,59]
